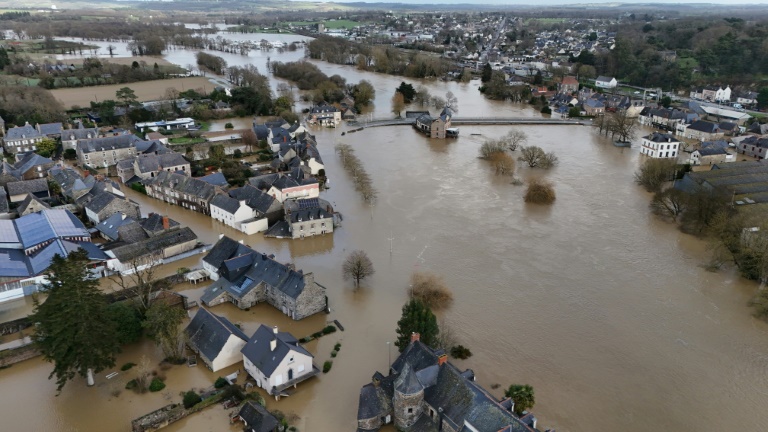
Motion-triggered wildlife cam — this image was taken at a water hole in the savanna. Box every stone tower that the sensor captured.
[0,115,5,137]
[393,362,424,429]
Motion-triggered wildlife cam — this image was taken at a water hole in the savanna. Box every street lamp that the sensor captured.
[386,341,391,371]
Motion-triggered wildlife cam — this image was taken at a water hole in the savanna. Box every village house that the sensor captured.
[6,178,50,203]
[83,191,141,224]
[307,103,341,127]
[3,122,44,154]
[37,122,63,139]
[185,307,249,372]
[95,213,137,241]
[143,170,219,215]
[145,132,169,145]
[210,185,282,235]
[17,193,51,217]
[275,134,325,176]
[12,153,54,180]
[691,147,731,166]
[77,134,141,168]
[248,168,320,203]
[414,108,456,139]
[235,401,279,432]
[640,132,680,159]
[582,98,605,116]
[0,209,107,302]
[103,226,198,275]
[680,120,724,141]
[241,325,320,397]
[61,124,101,150]
[265,198,334,240]
[117,152,190,184]
[595,75,617,89]
[200,236,327,320]
[559,75,579,93]
[357,333,541,432]
[736,135,768,159]
[638,107,693,131]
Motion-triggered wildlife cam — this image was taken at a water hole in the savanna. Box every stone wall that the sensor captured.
[393,389,424,429]
[293,274,326,320]
[0,343,41,368]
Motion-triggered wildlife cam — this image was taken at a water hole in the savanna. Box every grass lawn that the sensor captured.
[677,57,699,69]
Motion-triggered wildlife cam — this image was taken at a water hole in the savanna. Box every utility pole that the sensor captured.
[388,230,394,254]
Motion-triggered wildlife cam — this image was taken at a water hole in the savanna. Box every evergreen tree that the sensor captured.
[396,82,417,104]
[481,62,493,83]
[395,299,439,352]
[32,250,120,392]
[505,384,536,415]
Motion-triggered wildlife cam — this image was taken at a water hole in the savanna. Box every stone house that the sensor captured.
[61,124,101,150]
[15,153,54,181]
[736,135,768,159]
[200,236,327,320]
[37,122,63,139]
[6,178,49,203]
[3,123,44,154]
[307,103,341,127]
[283,198,334,239]
[84,191,141,224]
[680,120,724,141]
[143,170,219,215]
[241,325,319,396]
[185,307,248,372]
[640,133,680,159]
[210,186,282,235]
[691,147,730,166]
[357,333,541,432]
[104,226,198,275]
[414,108,453,139]
[582,98,605,115]
[202,235,251,280]
[559,75,579,93]
[117,152,190,184]
[236,401,279,432]
[248,169,319,203]
[77,134,140,168]
[17,193,51,216]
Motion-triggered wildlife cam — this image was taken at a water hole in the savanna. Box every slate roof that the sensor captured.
[116,221,150,243]
[6,178,49,196]
[288,206,332,223]
[696,147,728,156]
[84,191,121,213]
[135,140,170,155]
[143,171,217,202]
[238,401,279,432]
[229,185,277,214]
[140,213,179,234]
[596,75,615,83]
[202,235,252,270]
[199,172,229,187]
[240,324,313,377]
[37,122,63,136]
[95,212,136,241]
[644,132,678,143]
[583,98,604,108]
[77,134,142,153]
[13,153,53,176]
[106,227,197,262]
[136,152,188,173]
[185,307,248,363]
[0,189,8,214]
[17,193,51,215]
[62,126,99,141]
[687,120,721,134]
[211,193,241,214]
[5,124,42,141]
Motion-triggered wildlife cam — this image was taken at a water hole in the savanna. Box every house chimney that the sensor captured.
[162,216,169,230]
[437,353,448,366]
[411,332,420,343]
[270,338,277,351]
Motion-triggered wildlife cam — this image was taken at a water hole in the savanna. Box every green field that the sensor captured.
[286,19,367,29]
[677,57,699,69]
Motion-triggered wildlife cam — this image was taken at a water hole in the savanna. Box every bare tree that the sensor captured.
[502,130,527,151]
[524,179,556,204]
[391,92,405,118]
[134,355,152,393]
[634,158,677,192]
[479,139,507,159]
[241,128,258,153]
[607,111,638,143]
[518,145,559,168]
[490,152,516,175]
[650,188,688,220]
[110,254,167,315]
[342,250,375,287]
[444,91,458,112]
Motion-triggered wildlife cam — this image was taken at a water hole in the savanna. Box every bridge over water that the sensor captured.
[346,116,592,131]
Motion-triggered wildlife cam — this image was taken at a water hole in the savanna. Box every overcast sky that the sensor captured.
[305,1,766,4]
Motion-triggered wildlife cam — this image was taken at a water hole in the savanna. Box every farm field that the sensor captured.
[50,76,215,107]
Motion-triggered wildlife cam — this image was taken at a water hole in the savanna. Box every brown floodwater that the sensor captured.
[2,41,768,432]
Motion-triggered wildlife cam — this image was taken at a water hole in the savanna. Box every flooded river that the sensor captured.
[1,31,768,432]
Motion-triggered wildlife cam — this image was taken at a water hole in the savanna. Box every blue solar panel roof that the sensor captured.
[16,209,87,249]
[297,198,319,210]
[0,220,20,244]
[0,249,31,277]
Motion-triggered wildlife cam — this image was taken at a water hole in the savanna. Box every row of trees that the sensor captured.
[0,85,65,126]
[32,251,187,391]
[335,143,377,203]
[270,61,375,110]
[196,52,227,75]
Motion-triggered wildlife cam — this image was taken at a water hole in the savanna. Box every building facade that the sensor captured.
[640,133,680,159]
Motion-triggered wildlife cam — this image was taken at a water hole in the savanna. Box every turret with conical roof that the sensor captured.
[393,362,425,429]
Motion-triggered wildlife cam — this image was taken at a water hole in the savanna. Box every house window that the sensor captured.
[407,408,413,414]
[288,356,294,364]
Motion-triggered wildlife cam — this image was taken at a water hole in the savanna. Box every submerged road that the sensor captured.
[350,117,591,129]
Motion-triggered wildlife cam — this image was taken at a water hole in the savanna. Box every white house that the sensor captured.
[185,307,248,372]
[595,76,618,89]
[641,132,680,159]
[241,325,319,397]
[715,85,732,103]
[209,186,281,235]
[134,118,196,133]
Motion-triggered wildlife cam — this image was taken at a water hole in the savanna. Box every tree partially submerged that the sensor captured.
[32,250,120,392]
[409,271,453,309]
[109,254,168,315]
[342,250,375,287]
[490,152,516,176]
[524,179,556,204]
[143,301,187,362]
[634,158,678,193]
[395,299,439,352]
[650,188,688,221]
[505,384,535,415]
[518,145,559,169]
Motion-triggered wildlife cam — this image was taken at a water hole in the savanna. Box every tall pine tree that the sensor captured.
[395,299,439,352]
[32,250,120,392]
